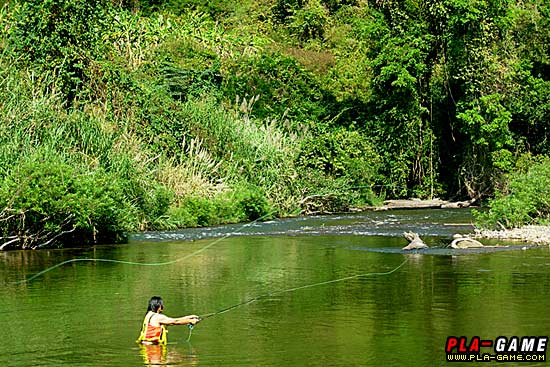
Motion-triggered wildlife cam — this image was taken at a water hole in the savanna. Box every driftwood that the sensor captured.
[0,237,20,251]
[0,210,76,250]
[440,200,476,209]
[301,196,483,215]
[402,231,429,250]
[375,198,478,211]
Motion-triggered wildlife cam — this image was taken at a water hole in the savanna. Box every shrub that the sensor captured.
[297,127,380,186]
[223,53,328,124]
[160,185,272,230]
[288,0,330,41]
[474,159,550,229]
[0,156,136,249]
[137,0,234,16]
[233,185,272,221]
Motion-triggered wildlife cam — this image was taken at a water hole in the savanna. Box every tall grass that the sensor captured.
[170,94,306,211]
[157,137,228,200]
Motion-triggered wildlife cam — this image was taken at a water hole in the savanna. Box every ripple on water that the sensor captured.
[345,245,539,255]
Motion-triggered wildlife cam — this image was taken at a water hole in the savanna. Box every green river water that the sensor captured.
[1,209,549,366]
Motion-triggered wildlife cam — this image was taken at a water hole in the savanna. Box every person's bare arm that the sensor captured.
[156,314,201,326]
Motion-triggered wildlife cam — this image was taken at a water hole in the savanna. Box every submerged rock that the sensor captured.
[402,231,429,250]
[450,234,484,249]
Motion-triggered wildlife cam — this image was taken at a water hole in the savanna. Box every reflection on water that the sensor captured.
[139,344,168,365]
[139,344,198,366]
[1,209,549,367]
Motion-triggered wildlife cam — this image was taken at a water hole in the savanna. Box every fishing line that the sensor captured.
[181,258,409,342]
[11,211,276,285]
[199,257,409,320]
[186,324,194,343]
[10,185,383,285]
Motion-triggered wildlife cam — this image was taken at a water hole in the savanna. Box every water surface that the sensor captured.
[1,209,549,366]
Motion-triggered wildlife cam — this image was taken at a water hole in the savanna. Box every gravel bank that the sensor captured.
[475,225,550,245]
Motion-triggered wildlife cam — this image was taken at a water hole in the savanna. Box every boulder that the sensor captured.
[450,234,484,249]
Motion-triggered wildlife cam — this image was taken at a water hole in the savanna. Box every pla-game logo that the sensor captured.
[445,336,547,362]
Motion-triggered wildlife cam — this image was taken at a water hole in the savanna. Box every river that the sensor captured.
[1,209,549,366]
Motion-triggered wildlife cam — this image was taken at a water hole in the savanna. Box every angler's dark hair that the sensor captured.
[147,296,164,313]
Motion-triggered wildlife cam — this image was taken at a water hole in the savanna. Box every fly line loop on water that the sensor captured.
[10,207,410,332]
[11,210,278,285]
[11,187,381,285]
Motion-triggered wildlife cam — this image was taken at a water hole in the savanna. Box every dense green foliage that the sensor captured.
[474,158,550,228]
[9,0,111,103]
[1,0,549,248]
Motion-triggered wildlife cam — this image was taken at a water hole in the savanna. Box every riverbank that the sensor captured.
[372,198,476,210]
[475,225,550,246]
[363,199,550,246]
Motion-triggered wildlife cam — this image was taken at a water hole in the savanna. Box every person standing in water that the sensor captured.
[137,296,201,344]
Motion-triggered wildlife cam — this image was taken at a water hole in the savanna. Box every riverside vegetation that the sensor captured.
[0,0,549,249]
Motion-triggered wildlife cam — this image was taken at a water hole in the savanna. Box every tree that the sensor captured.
[9,0,111,103]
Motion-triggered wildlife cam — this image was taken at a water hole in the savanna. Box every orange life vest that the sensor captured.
[137,312,168,345]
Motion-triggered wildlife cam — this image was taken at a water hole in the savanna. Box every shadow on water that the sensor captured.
[349,245,540,255]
